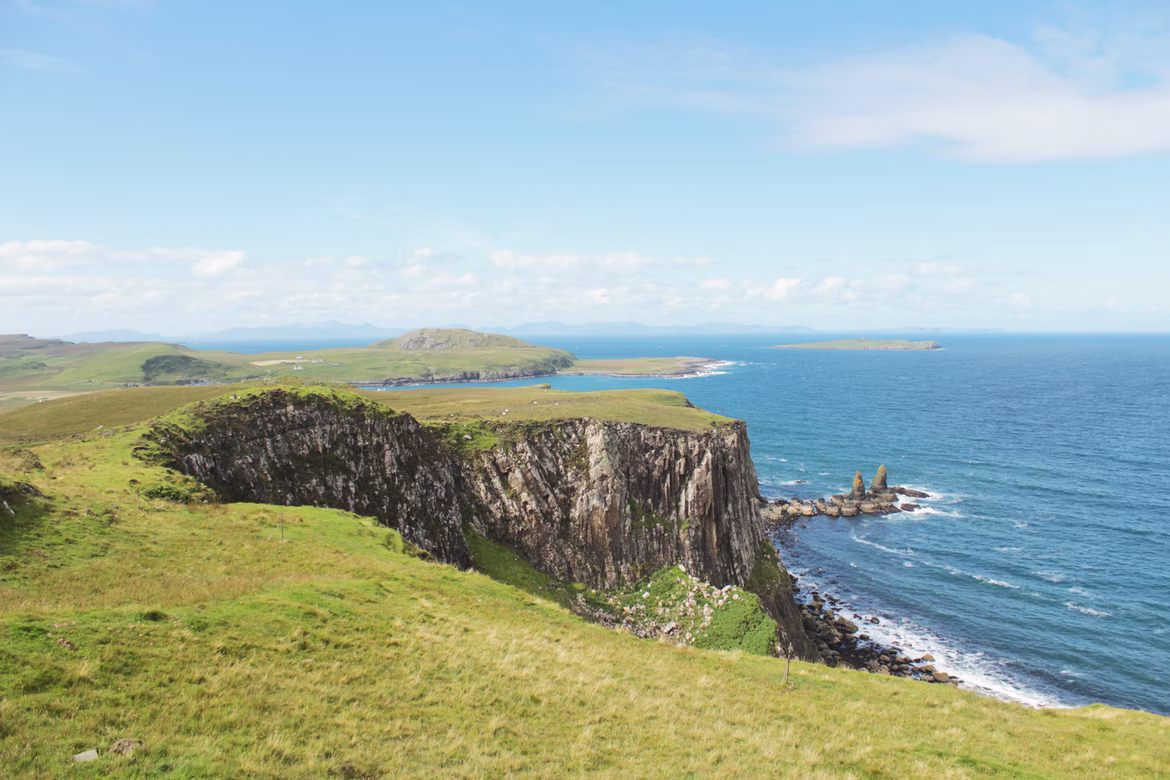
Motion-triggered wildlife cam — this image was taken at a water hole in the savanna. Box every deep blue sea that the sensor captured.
[186,334,1170,714]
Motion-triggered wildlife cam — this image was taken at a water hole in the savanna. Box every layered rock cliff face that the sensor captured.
[465,418,816,658]
[142,390,473,566]
[145,388,815,659]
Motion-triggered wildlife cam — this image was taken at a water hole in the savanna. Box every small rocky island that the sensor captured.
[772,338,941,351]
[762,465,929,527]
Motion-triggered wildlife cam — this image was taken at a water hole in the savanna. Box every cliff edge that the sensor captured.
[141,385,816,659]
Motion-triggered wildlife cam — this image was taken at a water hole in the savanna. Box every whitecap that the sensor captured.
[1065,601,1111,617]
[996,547,1023,553]
[851,535,916,557]
[904,506,964,518]
[1067,586,1096,598]
[1014,522,1030,529]
[903,561,914,568]
[1034,570,1065,583]
[973,575,1021,589]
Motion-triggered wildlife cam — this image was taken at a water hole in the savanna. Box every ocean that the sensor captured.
[185,333,1170,715]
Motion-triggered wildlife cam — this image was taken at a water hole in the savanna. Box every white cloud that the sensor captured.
[192,250,246,278]
[754,278,803,300]
[699,277,732,292]
[1009,292,1034,308]
[589,20,1170,163]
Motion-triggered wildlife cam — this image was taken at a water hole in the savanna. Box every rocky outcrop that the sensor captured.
[140,389,474,566]
[762,469,929,528]
[463,418,818,659]
[143,387,818,660]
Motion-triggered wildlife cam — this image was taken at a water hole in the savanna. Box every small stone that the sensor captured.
[920,653,935,662]
[932,671,951,683]
[73,749,99,763]
[110,739,143,756]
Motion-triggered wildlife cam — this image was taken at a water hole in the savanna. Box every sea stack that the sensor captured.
[851,470,866,498]
[874,464,888,491]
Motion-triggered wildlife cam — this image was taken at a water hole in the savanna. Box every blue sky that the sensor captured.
[3,0,1169,334]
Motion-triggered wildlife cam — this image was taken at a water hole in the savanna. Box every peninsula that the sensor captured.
[772,338,942,351]
[0,329,718,409]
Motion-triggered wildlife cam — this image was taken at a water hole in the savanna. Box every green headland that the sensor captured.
[0,381,1166,777]
[0,329,716,411]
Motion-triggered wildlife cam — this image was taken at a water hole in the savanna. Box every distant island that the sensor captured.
[772,338,942,351]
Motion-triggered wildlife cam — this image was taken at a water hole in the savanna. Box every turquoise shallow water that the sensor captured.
[189,333,1170,714]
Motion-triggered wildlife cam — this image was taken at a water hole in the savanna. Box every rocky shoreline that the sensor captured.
[765,467,962,686]
[792,575,961,685]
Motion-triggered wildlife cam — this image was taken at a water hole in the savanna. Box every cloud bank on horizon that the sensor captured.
[1,0,1167,334]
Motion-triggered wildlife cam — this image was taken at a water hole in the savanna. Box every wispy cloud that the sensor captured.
[582,16,1170,162]
[0,48,80,73]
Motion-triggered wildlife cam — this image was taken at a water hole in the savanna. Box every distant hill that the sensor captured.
[383,328,537,351]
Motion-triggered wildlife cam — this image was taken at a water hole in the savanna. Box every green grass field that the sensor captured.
[0,416,1166,777]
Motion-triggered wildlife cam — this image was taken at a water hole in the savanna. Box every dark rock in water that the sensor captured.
[894,486,929,499]
[901,503,921,512]
[851,471,866,498]
[873,464,888,491]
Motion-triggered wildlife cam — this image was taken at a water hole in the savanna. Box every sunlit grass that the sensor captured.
[0,407,1167,778]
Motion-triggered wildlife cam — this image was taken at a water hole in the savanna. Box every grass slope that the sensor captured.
[0,426,1166,777]
[365,384,729,433]
[0,381,729,446]
[0,330,721,410]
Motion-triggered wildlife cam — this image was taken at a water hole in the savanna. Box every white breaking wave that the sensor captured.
[851,535,917,557]
[1065,602,1111,618]
[1034,570,1066,583]
[838,609,1070,709]
[973,575,1022,590]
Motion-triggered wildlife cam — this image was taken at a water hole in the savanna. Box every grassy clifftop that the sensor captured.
[0,415,1166,777]
[0,381,729,445]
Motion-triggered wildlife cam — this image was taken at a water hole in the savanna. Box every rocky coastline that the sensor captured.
[764,466,962,686]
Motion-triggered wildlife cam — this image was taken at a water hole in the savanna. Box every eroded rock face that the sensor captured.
[143,389,474,566]
[467,419,762,588]
[146,389,817,660]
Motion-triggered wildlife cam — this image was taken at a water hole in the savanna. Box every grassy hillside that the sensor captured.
[0,418,1166,777]
[365,384,729,433]
[0,382,728,445]
[0,330,724,411]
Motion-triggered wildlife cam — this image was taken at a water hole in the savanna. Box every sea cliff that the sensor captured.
[141,386,816,659]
